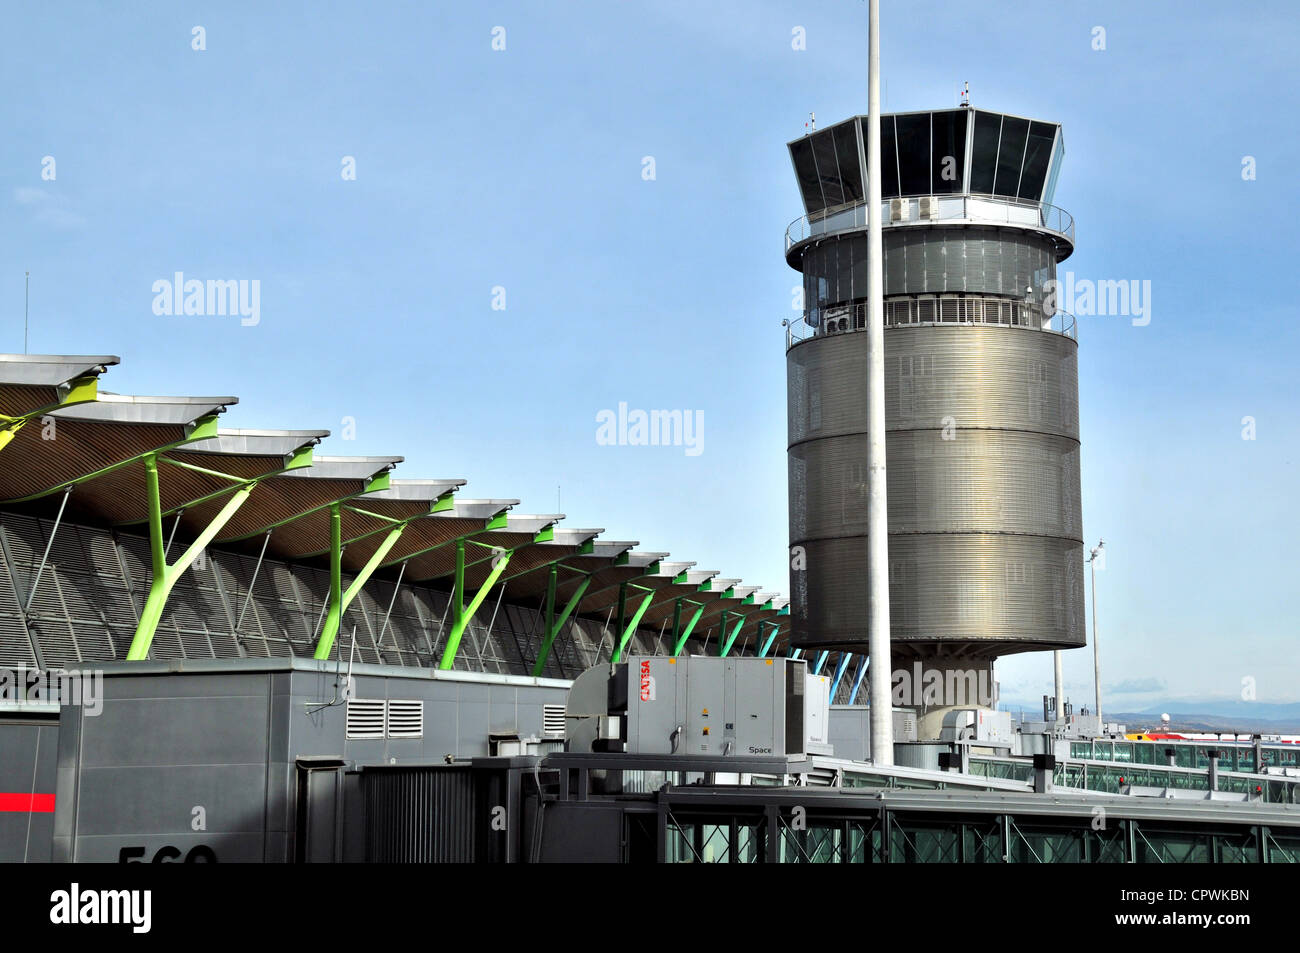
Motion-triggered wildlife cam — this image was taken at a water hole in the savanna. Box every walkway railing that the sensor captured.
[785,194,1075,252]
[784,300,1077,350]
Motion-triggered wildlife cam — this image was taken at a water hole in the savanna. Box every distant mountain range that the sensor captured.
[1001,698,1300,734]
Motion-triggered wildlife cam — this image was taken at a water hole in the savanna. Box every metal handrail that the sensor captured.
[784,319,815,349]
[784,307,1077,350]
[785,194,1075,251]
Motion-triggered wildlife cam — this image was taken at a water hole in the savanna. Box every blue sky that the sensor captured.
[2,1,1296,708]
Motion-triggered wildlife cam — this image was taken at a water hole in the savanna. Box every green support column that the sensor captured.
[314,520,408,659]
[126,454,255,660]
[611,590,655,663]
[670,598,683,648]
[671,604,706,657]
[758,622,778,658]
[452,536,466,631]
[719,614,747,657]
[317,503,344,657]
[543,563,558,636]
[615,581,627,639]
[531,575,591,677]
[439,550,513,670]
[0,418,26,453]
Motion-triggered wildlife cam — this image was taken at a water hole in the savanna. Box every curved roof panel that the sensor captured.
[208,455,402,558]
[0,353,118,421]
[0,392,235,505]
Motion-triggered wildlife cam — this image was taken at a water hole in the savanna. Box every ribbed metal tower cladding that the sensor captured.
[784,108,1084,663]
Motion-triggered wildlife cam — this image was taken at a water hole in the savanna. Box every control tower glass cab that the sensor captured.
[784,108,1085,705]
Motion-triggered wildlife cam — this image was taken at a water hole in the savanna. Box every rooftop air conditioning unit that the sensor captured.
[918,196,939,220]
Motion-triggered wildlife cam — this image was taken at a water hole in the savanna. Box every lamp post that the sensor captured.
[1087,540,1104,732]
[1053,650,1064,729]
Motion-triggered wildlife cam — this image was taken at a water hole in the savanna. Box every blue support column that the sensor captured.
[830,652,853,695]
[849,656,870,704]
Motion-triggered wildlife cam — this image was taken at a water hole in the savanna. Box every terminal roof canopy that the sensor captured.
[0,352,794,656]
[788,109,1063,214]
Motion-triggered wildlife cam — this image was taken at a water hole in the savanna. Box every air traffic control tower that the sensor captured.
[784,107,1084,726]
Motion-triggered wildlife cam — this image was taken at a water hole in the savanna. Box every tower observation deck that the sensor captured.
[784,107,1084,670]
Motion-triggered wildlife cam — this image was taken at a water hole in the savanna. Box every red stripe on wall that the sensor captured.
[0,793,55,813]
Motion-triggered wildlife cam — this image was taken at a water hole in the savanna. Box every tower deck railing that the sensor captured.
[785,302,1077,350]
[785,194,1075,253]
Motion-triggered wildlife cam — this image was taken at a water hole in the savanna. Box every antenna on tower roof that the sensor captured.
[804,111,816,135]
[959,81,971,108]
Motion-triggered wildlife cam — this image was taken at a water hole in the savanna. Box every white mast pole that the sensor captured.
[866,0,893,766]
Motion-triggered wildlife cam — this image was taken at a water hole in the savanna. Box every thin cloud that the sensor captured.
[1107,677,1166,694]
[12,187,86,229]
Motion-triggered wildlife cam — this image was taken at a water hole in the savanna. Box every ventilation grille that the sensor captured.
[542,704,566,736]
[346,699,424,740]
[386,700,424,739]
[806,766,840,787]
[346,699,386,739]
